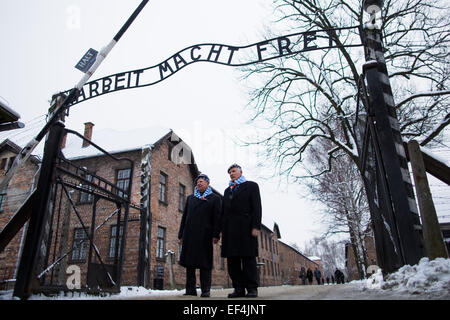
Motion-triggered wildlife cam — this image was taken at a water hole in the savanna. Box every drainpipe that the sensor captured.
[14,163,41,279]
[270,235,277,286]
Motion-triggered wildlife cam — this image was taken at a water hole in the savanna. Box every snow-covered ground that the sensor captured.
[0,285,187,300]
[354,257,450,299]
[0,257,448,300]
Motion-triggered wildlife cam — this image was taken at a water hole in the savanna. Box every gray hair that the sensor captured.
[227,163,242,173]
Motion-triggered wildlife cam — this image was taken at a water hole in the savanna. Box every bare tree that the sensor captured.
[242,0,450,179]
[240,0,449,277]
[304,137,371,279]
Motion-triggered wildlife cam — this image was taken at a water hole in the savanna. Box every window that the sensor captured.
[117,168,131,198]
[7,157,15,171]
[0,186,7,212]
[1,157,16,172]
[159,172,167,203]
[79,172,94,203]
[178,184,185,211]
[156,226,166,259]
[109,224,124,258]
[71,228,89,261]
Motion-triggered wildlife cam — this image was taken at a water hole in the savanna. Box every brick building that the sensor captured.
[257,221,321,287]
[278,241,321,285]
[1,123,321,292]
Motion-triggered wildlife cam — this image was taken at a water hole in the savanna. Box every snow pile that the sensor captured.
[363,257,450,297]
[0,287,186,300]
[116,286,184,299]
[365,268,384,290]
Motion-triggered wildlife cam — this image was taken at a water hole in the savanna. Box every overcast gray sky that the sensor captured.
[0,0,448,250]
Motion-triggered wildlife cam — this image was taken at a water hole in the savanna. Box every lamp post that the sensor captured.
[362,0,384,12]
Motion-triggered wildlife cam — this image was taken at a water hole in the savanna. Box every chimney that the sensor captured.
[82,122,94,148]
[61,132,67,149]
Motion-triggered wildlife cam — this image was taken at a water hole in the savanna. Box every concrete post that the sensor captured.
[166,250,175,290]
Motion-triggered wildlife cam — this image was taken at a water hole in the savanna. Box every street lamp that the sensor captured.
[362,0,384,12]
[362,0,384,30]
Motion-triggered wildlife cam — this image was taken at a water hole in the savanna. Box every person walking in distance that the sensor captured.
[306,268,313,285]
[221,164,262,298]
[178,174,221,297]
[299,267,306,285]
[314,267,322,285]
[334,268,344,284]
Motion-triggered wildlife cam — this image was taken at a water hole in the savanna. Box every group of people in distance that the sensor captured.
[178,163,262,298]
[299,267,346,285]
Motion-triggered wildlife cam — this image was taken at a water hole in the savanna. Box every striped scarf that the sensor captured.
[229,176,246,192]
[194,186,212,200]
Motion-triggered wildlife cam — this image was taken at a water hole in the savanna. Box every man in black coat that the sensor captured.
[299,267,306,285]
[314,267,321,285]
[334,268,344,284]
[221,164,262,298]
[306,268,313,285]
[178,174,221,297]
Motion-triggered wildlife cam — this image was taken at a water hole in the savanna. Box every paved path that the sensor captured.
[116,283,449,300]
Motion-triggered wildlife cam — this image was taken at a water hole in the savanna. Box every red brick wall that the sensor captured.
[257,227,281,287]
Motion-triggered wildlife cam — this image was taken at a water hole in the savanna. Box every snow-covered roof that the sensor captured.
[0,96,21,122]
[62,125,172,160]
[308,256,321,261]
[420,145,450,167]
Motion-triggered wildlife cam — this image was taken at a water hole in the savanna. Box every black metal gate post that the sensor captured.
[359,107,404,273]
[138,146,152,287]
[13,121,65,299]
[360,26,424,270]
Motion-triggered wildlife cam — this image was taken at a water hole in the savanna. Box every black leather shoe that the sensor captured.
[246,288,258,298]
[228,289,245,298]
[183,291,197,296]
[200,291,210,298]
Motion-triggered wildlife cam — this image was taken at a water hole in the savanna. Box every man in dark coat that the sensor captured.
[334,268,344,284]
[178,174,221,297]
[314,267,321,285]
[299,267,306,285]
[221,164,262,298]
